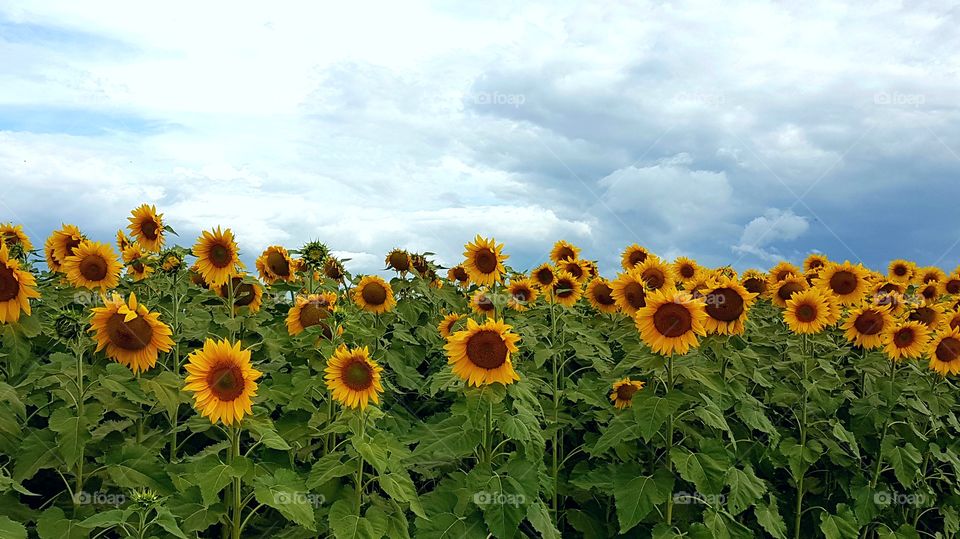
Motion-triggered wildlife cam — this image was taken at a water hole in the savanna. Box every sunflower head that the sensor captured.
[701,276,757,336]
[89,292,174,373]
[385,248,412,274]
[816,262,869,305]
[919,267,946,284]
[213,276,264,313]
[635,287,707,356]
[769,261,801,283]
[470,289,498,318]
[192,227,243,287]
[462,235,508,286]
[906,303,945,329]
[159,248,186,274]
[184,339,262,425]
[0,242,41,323]
[299,240,330,271]
[636,257,674,292]
[323,257,346,281]
[531,263,556,289]
[803,253,830,273]
[783,288,832,334]
[122,244,154,282]
[127,204,165,252]
[549,240,581,265]
[770,275,809,308]
[611,269,650,315]
[447,265,470,287]
[63,241,122,291]
[285,293,338,337]
[882,320,930,362]
[352,275,396,314]
[256,246,296,284]
[888,259,917,283]
[116,229,132,254]
[586,277,618,314]
[610,378,645,410]
[49,224,84,266]
[558,258,590,283]
[672,257,700,285]
[410,253,431,275]
[507,278,538,312]
[928,327,960,376]
[945,274,960,296]
[44,235,62,273]
[1,223,33,255]
[741,269,768,296]
[620,244,650,270]
[550,270,583,308]
[444,318,521,387]
[842,304,894,349]
[325,345,384,410]
[917,282,941,305]
[438,312,465,339]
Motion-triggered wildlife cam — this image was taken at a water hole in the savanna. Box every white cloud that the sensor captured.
[733,208,809,262]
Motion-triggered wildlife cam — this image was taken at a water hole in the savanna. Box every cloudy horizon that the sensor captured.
[2,1,959,277]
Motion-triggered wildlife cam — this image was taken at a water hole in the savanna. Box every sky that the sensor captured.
[2,0,959,277]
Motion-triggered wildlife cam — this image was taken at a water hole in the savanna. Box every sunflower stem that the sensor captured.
[169,271,182,462]
[229,425,242,539]
[664,354,675,526]
[73,337,85,512]
[794,334,810,539]
[356,411,366,517]
[549,297,561,525]
[870,358,898,489]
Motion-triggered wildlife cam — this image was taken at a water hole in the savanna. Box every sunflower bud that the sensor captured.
[300,241,329,271]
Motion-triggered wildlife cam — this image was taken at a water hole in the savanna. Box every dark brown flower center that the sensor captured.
[555,278,576,298]
[452,266,469,282]
[141,219,159,240]
[79,255,108,281]
[341,358,374,390]
[361,282,387,306]
[879,283,901,294]
[935,337,960,364]
[653,302,693,337]
[946,279,960,295]
[680,264,696,278]
[908,307,937,327]
[65,237,81,258]
[743,278,766,295]
[777,281,804,302]
[474,248,498,274]
[325,261,344,280]
[388,251,410,271]
[774,269,794,281]
[299,301,330,328]
[706,288,744,322]
[232,281,256,307]
[564,261,583,280]
[623,281,646,309]
[795,303,818,323]
[466,330,508,369]
[266,251,290,277]
[854,310,885,335]
[512,286,531,302]
[642,268,666,290]
[809,259,824,269]
[616,383,639,402]
[206,363,245,401]
[894,327,916,347]
[535,268,554,286]
[477,294,495,311]
[556,246,575,261]
[893,265,907,276]
[210,243,232,268]
[0,265,21,302]
[921,285,937,300]
[105,313,153,351]
[829,271,858,295]
[592,283,616,306]
[628,249,647,267]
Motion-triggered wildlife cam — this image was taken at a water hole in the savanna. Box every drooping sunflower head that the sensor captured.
[323,256,345,281]
[325,345,384,410]
[882,320,930,362]
[127,204,165,252]
[919,267,946,285]
[189,263,209,289]
[470,288,498,318]
[672,257,700,286]
[769,261,802,283]
[549,240,581,265]
[213,276,264,313]
[0,223,33,254]
[192,227,243,287]
[620,244,650,270]
[184,339,262,425]
[888,259,917,283]
[842,304,894,349]
[815,262,869,305]
[741,269,768,296]
[507,278,538,312]
[444,318,521,387]
[558,258,590,283]
[0,242,41,323]
[285,292,338,337]
[928,327,960,377]
[636,257,674,293]
[803,253,830,273]
[256,245,296,284]
[906,302,945,330]
[49,224,84,266]
[783,288,832,335]
[122,244,154,282]
[438,312,465,339]
[635,287,707,356]
[531,263,556,289]
[352,275,396,314]
[116,230,132,253]
[89,292,174,373]
[385,248,412,274]
[462,235,508,286]
[701,276,757,336]
[410,253,431,275]
[550,270,583,308]
[63,241,122,291]
[586,277,618,314]
[611,269,649,315]
[447,265,470,287]
[609,378,645,410]
[159,249,185,273]
[769,274,809,308]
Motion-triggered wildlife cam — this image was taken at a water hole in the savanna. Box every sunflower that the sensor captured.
[919,267,946,285]
[462,235,508,286]
[803,253,830,273]
[438,312,465,339]
[411,253,431,275]
[323,257,345,281]
[470,289,497,318]
[385,248,412,274]
[116,230,132,254]
[769,261,802,283]
[558,258,590,283]
[928,327,960,376]
[944,273,960,296]
[918,282,941,305]
[122,244,154,282]
[352,275,396,314]
[770,274,809,308]
[906,303,945,330]
[62,241,122,290]
[611,269,649,315]
[635,288,707,356]
[549,240,580,264]
[610,378,645,410]
[586,278,618,314]
[193,227,243,287]
[325,345,384,410]
[255,245,296,284]
[0,242,40,323]
[444,318,521,386]
[741,269,768,296]
[583,260,599,279]
[184,339,262,425]
[842,304,894,349]
[783,288,833,334]
[213,276,264,313]
[160,250,184,273]
[189,263,209,289]
[447,265,470,288]
[551,270,583,308]
[636,257,673,292]
[44,235,62,273]
[947,310,960,332]
[285,292,338,337]
[507,278,538,311]
[49,224,84,264]
[0,223,32,253]
[299,241,330,271]
[531,263,556,289]
[701,276,756,336]
[620,244,650,270]
[672,257,700,286]
[89,292,174,373]
[127,204,165,252]
[882,321,930,361]
[888,259,916,283]
[816,262,869,305]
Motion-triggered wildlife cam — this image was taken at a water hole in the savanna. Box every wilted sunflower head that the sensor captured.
[323,257,346,281]
[411,253,431,275]
[299,240,330,271]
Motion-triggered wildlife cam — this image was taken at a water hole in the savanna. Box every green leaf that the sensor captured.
[47,407,92,469]
[725,465,766,516]
[526,501,561,539]
[671,447,727,496]
[378,472,426,519]
[328,499,378,539]
[153,507,190,539]
[591,413,641,454]
[36,507,88,539]
[78,509,126,529]
[755,495,787,539]
[307,453,356,489]
[140,371,182,421]
[633,391,686,442]
[198,462,247,506]
[881,438,922,488]
[0,516,26,539]
[614,473,662,533]
[831,421,861,460]
[819,504,861,539]
[245,417,293,450]
[253,468,316,531]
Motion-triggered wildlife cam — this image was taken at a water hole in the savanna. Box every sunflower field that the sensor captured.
[2,206,960,539]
